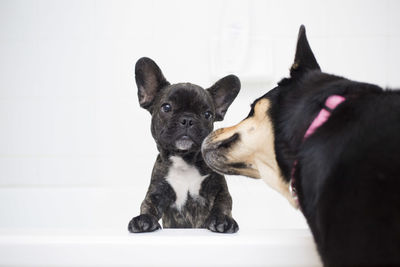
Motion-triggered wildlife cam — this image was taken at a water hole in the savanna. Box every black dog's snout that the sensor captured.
[217,133,239,149]
[179,116,194,128]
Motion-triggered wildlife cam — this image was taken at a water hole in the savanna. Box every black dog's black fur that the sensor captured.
[258,26,400,266]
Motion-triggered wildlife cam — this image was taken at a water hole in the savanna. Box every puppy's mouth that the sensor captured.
[175,136,195,151]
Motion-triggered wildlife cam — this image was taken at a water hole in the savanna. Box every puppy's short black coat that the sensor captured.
[128,57,240,233]
[202,26,400,266]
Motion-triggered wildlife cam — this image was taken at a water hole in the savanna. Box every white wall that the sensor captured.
[0,0,399,230]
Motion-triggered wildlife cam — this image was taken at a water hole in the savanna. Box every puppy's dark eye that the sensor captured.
[204,111,213,120]
[161,103,172,113]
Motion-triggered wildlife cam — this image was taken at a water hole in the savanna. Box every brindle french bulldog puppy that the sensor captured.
[128,57,240,233]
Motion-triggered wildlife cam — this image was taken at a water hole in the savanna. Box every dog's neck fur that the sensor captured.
[271,73,383,209]
[272,73,347,180]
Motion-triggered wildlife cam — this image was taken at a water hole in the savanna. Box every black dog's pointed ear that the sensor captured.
[207,75,240,121]
[290,25,321,77]
[135,57,170,111]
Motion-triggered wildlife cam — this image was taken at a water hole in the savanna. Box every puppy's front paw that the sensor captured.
[128,214,161,233]
[205,214,239,233]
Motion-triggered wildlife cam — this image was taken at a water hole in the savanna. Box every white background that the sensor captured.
[0,0,399,231]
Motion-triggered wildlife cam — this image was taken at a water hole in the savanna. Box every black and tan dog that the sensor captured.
[128,57,239,233]
[202,26,400,266]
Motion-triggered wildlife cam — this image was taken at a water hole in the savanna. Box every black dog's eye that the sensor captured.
[204,111,213,120]
[161,103,172,113]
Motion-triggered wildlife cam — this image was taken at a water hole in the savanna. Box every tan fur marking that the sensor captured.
[206,98,298,208]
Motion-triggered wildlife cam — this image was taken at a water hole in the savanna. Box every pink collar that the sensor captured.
[304,95,346,139]
[290,95,346,206]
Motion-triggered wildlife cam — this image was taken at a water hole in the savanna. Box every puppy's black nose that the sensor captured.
[180,116,194,128]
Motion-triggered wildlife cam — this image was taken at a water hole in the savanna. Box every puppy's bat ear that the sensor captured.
[135,57,170,112]
[290,25,321,78]
[207,75,241,121]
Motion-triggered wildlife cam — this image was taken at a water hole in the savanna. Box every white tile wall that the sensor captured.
[325,0,389,37]
[0,0,399,228]
[387,37,400,88]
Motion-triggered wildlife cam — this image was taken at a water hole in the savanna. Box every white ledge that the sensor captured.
[0,228,321,266]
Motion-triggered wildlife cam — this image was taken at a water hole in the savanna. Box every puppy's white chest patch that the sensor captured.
[166,156,208,210]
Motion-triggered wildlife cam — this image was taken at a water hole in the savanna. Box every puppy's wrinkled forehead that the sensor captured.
[162,83,213,112]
